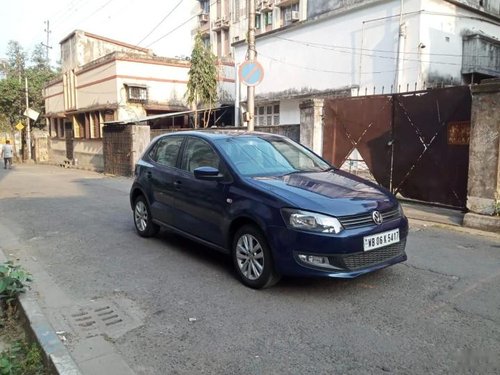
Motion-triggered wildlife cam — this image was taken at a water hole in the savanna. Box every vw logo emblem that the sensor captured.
[372,211,383,225]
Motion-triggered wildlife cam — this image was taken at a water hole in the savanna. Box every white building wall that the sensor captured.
[115,60,190,106]
[233,0,500,122]
[280,99,302,124]
[420,0,500,86]
[76,61,118,109]
[235,0,411,99]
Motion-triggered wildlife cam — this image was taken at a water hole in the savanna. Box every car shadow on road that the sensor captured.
[153,228,399,293]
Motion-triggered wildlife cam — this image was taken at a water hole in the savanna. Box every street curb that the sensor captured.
[408,217,500,241]
[0,250,82,375]
[463,212,500,233]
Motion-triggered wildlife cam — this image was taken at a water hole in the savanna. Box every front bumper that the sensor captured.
[266,217,409,278]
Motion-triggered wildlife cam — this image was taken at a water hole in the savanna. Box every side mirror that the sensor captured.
[193,166,224,181]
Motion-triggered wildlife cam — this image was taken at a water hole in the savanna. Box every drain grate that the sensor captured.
[71,305,124,330]
[63,296,144,339]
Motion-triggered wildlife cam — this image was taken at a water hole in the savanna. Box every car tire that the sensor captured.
[232,225,281,289]
[133,195,160,238]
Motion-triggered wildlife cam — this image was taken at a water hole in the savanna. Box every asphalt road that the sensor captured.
[0,165,499,375]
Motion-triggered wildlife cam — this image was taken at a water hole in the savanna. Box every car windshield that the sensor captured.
[214,136,331,177]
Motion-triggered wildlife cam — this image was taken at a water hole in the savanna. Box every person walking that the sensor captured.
[2,139,14,169]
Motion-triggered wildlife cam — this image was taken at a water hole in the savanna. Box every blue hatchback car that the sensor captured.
[130,131,408,288]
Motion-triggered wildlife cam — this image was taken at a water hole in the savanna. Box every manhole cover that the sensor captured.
[62,296,144,339]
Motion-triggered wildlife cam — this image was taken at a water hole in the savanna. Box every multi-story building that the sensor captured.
[44,30,193,169]
[193,0,500,126]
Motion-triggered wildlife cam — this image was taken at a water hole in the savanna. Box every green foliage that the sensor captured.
[0,262,31,303]
[494,200,500,216]
[0,40,58,131]
[186,33,218,128]
[0,341,46,375]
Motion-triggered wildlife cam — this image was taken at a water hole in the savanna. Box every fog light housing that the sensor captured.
[298,254,330,266]
[297,253,343,270]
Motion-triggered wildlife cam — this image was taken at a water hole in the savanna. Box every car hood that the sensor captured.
[249,169,395,216]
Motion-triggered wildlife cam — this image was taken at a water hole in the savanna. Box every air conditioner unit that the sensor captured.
[291,11,300,21]
[199,13,209,23]
[126,85,147,102]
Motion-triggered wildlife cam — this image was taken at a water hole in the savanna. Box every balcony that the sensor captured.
[198,12,209,24]
[212,17,230,31]
[462,34,500,77]
[258,0,275,13]
[275,0,299,7]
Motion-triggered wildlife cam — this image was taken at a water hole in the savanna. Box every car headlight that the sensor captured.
[281,209,344,234]
[397,203,405,217]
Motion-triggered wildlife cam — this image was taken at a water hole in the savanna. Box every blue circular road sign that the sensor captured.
[239,60,264,87]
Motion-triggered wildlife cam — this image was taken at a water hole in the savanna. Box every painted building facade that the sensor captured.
[193,0,500,126]
[44,30,235,170]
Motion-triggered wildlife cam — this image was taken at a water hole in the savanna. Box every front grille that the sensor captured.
[329,240,406,271]
[338,208,401,229]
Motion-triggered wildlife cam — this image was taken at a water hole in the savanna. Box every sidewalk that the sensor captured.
[401,201,465,227]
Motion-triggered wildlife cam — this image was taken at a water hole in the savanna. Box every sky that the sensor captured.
[0,0,197,66]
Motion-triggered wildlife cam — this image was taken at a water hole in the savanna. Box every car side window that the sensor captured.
[181,138,221,173]
[151,136,183,167]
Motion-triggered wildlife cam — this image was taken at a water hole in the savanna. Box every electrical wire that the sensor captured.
[145,15,199,48]
[137,0,184,45]
[145,0,220,48]
[258,52,413,75]
[273,35,495,59]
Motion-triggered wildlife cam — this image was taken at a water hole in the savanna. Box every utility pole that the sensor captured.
[42,20,52,65]
[394,0,405,93]
[247,0,256,131]
[25,77,31,161]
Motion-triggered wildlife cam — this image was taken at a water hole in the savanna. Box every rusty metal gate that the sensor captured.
[323,86,471,208]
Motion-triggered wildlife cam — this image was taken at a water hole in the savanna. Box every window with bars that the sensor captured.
[255,14,261,29]
[255,104,280,126]
[265,11,273,26]
[281,3,299,26]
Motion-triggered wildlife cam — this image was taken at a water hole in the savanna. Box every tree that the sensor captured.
[0,41,57,133]
[185,33,218,128]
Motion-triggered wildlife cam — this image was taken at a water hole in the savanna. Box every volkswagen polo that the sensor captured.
[130,131,408,288]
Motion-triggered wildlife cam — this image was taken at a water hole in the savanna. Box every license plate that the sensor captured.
[363,229,400,251]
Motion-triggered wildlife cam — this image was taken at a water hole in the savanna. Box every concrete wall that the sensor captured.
[116,59,190,106]
[44,79,65,114]
[299,99,324,155]
[76,60,119,109]
[103,125,150,176]
[307,0,381,19]
[50,138,104,171]
[280,99,303,125]
[466,78,500,215]
[49,139,67,165]
[60,30,151,72]
[73,140,104,172]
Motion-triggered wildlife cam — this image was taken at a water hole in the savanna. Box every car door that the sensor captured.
[147,135,184,225]
[171,137,230,247]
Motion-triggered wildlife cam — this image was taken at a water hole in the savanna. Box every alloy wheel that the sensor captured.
[134,200,149,232]
[235,234,264,280]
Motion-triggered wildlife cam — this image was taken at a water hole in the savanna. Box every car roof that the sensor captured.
[158,130,288,141]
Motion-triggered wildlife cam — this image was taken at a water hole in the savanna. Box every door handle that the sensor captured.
[173,180,182,190]
[146,171,152,179]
